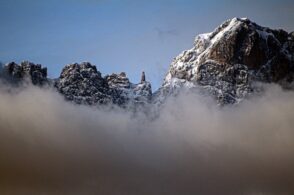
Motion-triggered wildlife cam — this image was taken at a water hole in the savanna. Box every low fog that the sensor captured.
[0,82,294,195]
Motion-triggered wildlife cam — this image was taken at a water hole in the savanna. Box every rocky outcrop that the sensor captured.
[54,62,152,106]
[1,61,48,85]
[105,72,131,89]
[54,62,116,105]
[156,17,294,104]
[0,61,152,107]
[105,71,152,105]
[141,71,146,83]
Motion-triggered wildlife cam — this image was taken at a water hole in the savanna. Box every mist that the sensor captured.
[0,82,294,195]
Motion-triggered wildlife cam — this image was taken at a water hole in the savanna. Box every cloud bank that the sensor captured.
[0,82,294,195]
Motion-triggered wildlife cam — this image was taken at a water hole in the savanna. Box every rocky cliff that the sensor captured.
[155,17,294,104]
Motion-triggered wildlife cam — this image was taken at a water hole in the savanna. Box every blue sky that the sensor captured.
[0,0,293,90]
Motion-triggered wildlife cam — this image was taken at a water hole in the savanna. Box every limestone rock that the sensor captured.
[156,18,294,104]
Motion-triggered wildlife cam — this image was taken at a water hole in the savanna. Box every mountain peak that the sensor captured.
[158,17,294,104]
[1,18,293,107]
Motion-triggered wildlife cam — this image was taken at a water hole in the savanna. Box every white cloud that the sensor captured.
[0,82,294,194]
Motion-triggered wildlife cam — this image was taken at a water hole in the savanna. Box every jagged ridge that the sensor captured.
[54,62,152,106]
[1,18,293,106]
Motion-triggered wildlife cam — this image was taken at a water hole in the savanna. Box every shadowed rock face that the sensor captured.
[54,62,152,106]
[0,61,152,107]
[2,61,48,85]
[156,17,294,104]
[55,62,115,105]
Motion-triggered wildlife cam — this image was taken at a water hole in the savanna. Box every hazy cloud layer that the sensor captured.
[0,83,294,195]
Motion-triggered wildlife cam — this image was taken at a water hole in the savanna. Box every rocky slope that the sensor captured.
[155,17,294,104]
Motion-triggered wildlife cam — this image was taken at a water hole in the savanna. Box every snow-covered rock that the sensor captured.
[2,18,293,107]
[105,71,152,105]
[155,17,294,104]
[55,62,152,106]
[1,61,48,85]
[54,62,115,105]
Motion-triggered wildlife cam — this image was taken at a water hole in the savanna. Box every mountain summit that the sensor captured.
[1,18,294,106]
[155,17,294,104]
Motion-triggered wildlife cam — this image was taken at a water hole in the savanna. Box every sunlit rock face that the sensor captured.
[54,62,152,106]
[155,18,294,104]
[2,61,48,85]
